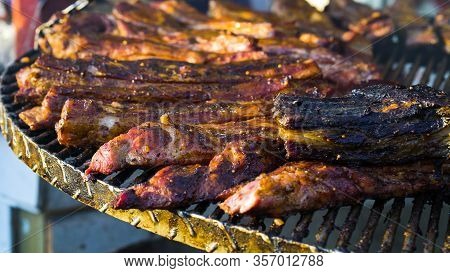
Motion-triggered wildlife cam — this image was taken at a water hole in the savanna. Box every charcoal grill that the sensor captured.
[1,1,449,253]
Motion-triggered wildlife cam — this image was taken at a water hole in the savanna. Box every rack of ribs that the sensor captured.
[15,54,319,104]
[220,161,449,216]
[275,84,450,164]
[113,1,260,54]
[53,79,337,147]
[113,140,285,210]
[85,118,280,176]
[56,99,274,147]
[18,76,288,130]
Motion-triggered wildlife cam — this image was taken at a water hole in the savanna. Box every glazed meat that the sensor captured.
[54,79,337,147]
[15,54,319,104]
[275,84,450,164]
[259,44,381,89]
[34,54,319,83]
[149,0,211,25]
[326,0,394,41]
[220,161,449,216]
[39,13,207,63]
[149,0,275,38]
[86,118,280,175]
[56,99,273,147]
[113,2,257,54]
[113,140,284,209]
[18,76,288,130]
[271,0,337,31]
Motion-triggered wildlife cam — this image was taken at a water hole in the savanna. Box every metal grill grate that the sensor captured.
[1,45,449,253]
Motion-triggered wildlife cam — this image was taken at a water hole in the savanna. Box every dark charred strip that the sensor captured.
[220,161,449,217]
[113,140,284,210]
[34,54,320,84]
[275,84,450,164]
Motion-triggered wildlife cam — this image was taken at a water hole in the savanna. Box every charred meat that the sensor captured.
[275,84,450,164]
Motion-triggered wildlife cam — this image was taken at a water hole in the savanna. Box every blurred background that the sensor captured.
[0,0,446,253]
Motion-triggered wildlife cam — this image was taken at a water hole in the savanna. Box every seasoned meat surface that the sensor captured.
[114,140,284,209]
[220,161,449,216]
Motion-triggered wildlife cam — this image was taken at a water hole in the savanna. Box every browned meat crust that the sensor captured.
[113,2,258,54]
[220,161,449,216]
[326,0,394,41]
[16,54,319,104]
[113,140,285,209]
[18,75,288,130]
[40,12,207,63]
[86,118,280,175]
[259,44,381,89]
[56,99,273,147]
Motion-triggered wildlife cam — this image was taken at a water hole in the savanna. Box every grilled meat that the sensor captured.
[220,161,448,216]
[86,118,279,175]
[16,54,319,104]
[18,75,288,129]
[436,8,450,53]
[259,44,381,89]
[113,140,284,209]
[56,99,273,147]
[271,0,336,30]
[116,19,256,54]
[389,0,439,47]
[149,0,210,25]
[192,21,275,39]
[112,1,182,31]
[208,0,275,22]
[39,13,207,63]
[54,78,336,147]
[275,84,450,164]
[34,54,319,83]
[149,0,275,39]
[326,0,394,41]
[113,2,257,54]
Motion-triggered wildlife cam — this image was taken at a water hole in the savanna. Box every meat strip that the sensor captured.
[86,118,280,175]
[220,161,449,216]
[275,84,450,164]
[113,140,284,209]
[56,99,273,147]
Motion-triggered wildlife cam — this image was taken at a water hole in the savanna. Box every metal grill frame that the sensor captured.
[1,1,450,253]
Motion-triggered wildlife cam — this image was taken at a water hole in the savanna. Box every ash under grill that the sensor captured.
[1,45,449,253]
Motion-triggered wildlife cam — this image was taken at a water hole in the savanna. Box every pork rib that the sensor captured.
[56,99,273,147]
[220,161,449,216]
[113,140,284,209]
[275,84,450,164]
[86,118,280,175]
